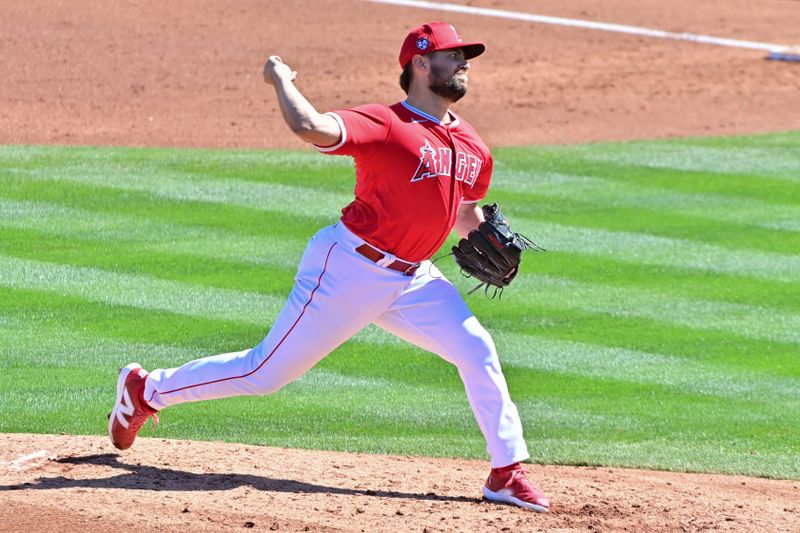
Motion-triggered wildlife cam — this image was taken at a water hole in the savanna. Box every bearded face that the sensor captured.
[428,54,468,102]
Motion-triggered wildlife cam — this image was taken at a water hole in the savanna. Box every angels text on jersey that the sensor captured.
[411,139,482,186]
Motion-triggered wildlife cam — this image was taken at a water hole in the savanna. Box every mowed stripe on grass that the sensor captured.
[491,169,800,232]
[0,255,285,325]
[1,136,798,479]
[3,314,795,401]
[2,250,796,344]
[0,198,307,268]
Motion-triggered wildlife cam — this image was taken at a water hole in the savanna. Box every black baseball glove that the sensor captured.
[452,203,542,297]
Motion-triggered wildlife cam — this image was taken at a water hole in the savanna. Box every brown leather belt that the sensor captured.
[355,244,419,276]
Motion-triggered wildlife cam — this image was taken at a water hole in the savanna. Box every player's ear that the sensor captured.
[412,54,428,72]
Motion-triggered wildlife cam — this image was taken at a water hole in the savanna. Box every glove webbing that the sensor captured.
[461,230,544,299]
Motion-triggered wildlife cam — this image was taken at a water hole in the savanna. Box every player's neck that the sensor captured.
[404,92,453,124]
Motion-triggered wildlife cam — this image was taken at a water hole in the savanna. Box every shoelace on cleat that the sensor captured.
[128,411,159,432]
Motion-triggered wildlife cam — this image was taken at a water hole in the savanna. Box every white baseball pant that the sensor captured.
[144,222,530,468]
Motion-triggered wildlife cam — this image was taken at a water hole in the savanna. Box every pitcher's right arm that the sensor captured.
[263,56,341,147]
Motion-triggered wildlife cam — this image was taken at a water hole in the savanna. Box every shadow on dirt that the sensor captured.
[0,453,480,504]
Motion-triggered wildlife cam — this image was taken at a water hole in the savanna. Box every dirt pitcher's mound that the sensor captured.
[0,434,797,532]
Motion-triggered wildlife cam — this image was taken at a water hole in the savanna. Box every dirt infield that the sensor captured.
[3,0,800,531]
[2,0,799,149]
[2,434,798,532]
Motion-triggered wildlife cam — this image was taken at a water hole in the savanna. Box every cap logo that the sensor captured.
[416,37,429,50]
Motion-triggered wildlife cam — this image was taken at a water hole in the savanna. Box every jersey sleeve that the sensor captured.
[462,152,492,203]
[314,104,392,156]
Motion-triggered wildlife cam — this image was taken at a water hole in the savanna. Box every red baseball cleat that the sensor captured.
[483,462,550,512]
[108,363,159,450]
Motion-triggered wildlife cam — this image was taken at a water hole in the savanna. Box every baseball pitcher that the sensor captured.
[108,22,549,512]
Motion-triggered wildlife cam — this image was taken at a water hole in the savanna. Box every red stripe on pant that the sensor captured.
[147,242,339,401]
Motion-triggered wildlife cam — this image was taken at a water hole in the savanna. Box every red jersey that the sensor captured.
[315,101,492,263]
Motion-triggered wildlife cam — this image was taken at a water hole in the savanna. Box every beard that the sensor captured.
[428,63,468,103]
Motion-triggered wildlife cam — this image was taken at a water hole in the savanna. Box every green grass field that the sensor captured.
[1,132,798,480]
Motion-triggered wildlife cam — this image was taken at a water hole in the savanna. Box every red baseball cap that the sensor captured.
[398,22,485,68]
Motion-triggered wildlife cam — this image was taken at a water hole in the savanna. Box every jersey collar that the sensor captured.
[401,100,460,128]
